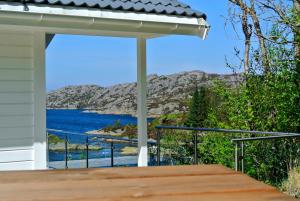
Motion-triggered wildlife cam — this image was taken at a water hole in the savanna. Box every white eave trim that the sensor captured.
[0,2,210,39]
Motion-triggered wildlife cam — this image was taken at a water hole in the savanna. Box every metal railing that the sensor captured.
[48,126,300,172]
[155,125,300,171]
[47,130,156,169]
[232,134,300,172]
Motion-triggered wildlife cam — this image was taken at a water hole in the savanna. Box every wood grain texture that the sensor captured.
[0,165,296,201]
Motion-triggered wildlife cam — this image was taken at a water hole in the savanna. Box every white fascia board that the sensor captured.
[0,2,210,39]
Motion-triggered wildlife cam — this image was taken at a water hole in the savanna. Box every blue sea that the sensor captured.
[47,109,142,162]
[47,109,137,134]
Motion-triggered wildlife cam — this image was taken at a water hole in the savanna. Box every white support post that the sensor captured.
[137,37,148,167]
[33,31,47,169]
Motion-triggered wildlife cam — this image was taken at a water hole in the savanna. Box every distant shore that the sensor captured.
[49,142,102,152]
[46,108,160,118]
[86,129,124,137]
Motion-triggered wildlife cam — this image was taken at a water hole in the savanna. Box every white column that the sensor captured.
[137,37,148,167]
[33,31,47,169]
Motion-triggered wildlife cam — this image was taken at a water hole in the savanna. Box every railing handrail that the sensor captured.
[155,125,300,172]
[156,125,300,136]
[232,134,300,142]
[47,129,156,144]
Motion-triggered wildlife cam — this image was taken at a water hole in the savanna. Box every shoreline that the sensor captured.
[49,142,102,152]
[85,129,123,137]
[46,108,160,118]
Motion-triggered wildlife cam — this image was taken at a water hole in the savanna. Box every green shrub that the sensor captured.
[198,133,235,168]
[160,130,194,165]
[103,120,122,132]
[48,134,64,144]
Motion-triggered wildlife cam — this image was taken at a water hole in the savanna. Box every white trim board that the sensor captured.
[0,2,210,39]
[0,2,208,26]
[33,31,47,170]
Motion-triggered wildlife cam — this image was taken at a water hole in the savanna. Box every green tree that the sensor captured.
[204,26,300,185]
[186,86,209,127]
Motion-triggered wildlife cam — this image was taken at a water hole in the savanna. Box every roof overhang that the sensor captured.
[0,2,210,39]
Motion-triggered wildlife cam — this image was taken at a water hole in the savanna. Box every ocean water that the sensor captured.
[47,109,141,162]
[47,109,137,133]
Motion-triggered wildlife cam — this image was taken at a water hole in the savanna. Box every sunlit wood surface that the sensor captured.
[0,165,296,201]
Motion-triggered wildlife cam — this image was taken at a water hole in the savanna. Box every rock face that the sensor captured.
[47,71,239,116]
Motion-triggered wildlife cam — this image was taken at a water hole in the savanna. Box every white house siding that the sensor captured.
[0,30,46,170]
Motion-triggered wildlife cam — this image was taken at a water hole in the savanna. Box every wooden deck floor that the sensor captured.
[0,165,296,201]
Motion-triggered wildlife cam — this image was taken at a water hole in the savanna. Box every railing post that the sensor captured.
[111,141,114,167]
[65,135,68,169]
[47,132,49,167]
[241,141,244,173]
[194,132,198,165]
[86,137,89,168]
[156,129,161,166]
[235,141,239,172]
[234,141,244,172]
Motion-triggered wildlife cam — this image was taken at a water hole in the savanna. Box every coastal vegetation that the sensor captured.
[48,134,102,152]
[48,134,64,144]
[121,146,138,155]
[49,143,102,152]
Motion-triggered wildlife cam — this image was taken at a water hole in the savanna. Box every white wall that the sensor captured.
[0,30,46,170]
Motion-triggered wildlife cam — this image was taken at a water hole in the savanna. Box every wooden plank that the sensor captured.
[0,160,33,171]
[0,33,33,46]
[0,104,34,116]
[0,30,33,36]
[0,165,235,181]
[0,165,296,201]
[0,81,33,93]
[0,93,33,104]
[0,69,33,81]
[0,149,33,162]
[0,127,34,139]
[0,138,34,150]
[0,173,274,194]
[0,115,34,127]
[0,57,33,69]
[0,45,33,58]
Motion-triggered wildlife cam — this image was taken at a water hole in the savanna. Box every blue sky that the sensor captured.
[46,0,244,91]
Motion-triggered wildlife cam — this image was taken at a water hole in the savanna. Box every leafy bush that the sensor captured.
[198,133,235,168]
[48,134,64,144]
[122,124,137,139]
[158,50,300,185]
[103,120,122,132]
[160,130,194,165]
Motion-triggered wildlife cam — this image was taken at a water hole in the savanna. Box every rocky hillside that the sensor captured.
[47,71,239,116]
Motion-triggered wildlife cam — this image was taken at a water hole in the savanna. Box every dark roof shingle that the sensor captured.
[11,0,207,19]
